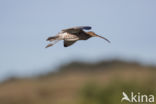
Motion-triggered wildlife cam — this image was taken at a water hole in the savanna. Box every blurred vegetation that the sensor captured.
[0,59,156,104]
[79,80,156,104]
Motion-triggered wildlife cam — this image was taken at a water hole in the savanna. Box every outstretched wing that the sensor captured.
[73,26,92,30]
[64,41,77,47]
[62,26,92,34]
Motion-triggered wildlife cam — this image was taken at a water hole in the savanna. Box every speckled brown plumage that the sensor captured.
[45,26,110,48]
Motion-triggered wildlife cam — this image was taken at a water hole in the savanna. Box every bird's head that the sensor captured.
[87,31,111,43]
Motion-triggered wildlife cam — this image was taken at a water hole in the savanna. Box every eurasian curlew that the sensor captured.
[45,26,110,48]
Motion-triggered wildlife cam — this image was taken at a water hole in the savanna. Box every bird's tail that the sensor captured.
[45,36,60,48]
[46,36,59,42]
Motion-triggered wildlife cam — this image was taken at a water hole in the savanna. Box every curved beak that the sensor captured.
[95,34,111,43]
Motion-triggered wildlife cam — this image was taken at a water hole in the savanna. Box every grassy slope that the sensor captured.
[0,60,155,104]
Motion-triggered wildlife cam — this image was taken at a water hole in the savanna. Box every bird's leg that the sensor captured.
[45,40,60,48]
[45,43,53,48]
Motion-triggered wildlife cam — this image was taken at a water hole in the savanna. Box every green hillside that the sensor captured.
[0,60,155,104]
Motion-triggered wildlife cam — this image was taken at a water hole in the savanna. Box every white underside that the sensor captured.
[59,32,79,41]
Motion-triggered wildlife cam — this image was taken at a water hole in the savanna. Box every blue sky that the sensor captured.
[0,0,156,80]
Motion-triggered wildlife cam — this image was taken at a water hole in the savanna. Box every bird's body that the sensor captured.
[59,32,80,41]
[45,26,110,48]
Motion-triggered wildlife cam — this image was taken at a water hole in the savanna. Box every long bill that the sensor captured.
[95,34,111,43]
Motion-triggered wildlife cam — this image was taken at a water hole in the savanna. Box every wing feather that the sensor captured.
[74,26,92,30]
[64,41,77,47]
[62,26,92,34]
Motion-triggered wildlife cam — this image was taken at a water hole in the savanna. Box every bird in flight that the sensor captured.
[45,26,110,48]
